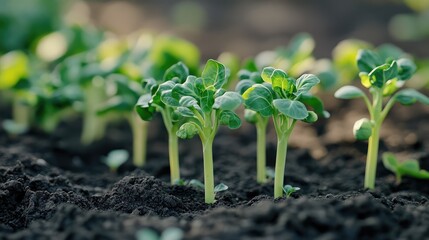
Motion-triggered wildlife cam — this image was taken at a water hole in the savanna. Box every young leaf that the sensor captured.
[135,94,156,121]
[219,110,241,129]
[298,94,330,118]
[213,92,243,111]
[394,89,429,105]
[282,185,300,197]
[334,86,366,99]
[353,118,372,140]
[176,122,200,139]
[163,62,189,82]
[214,183,228,193]
[261,67,275,83]
[242,84,274,117]
[397,58,417,81]
[302,111,318,123]
[295,74,320,95]
[201,59,226,89]
[175,107,194,117]
[273,99,308,120]
[357,49,382,73]
[201,89,215,112]
[382,152,399,172]
[179,96,198,107]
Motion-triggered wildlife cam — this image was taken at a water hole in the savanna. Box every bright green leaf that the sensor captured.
[176,122,200,139]
[273,99,308,120]
[296,74,320,95]
[213,92,242,111]
[201,59,226,88]
[242,84,274,117]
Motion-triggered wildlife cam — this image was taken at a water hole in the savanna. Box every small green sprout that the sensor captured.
[382,152,429,184]
[103,149,129,173]
[335,49,428,189]
[242,67,325,198]
[282,185,301,198]
[171,59,242,203]
[135,227,184,240]
[136,62,190,184]
[2,119,28,136]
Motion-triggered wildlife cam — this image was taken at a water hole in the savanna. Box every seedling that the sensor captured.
[103,149,129,173]
[243,67,325,198]
[136,62,191,184]
[382,152,429,184]
[169,59,242,203]
[98,74,148,167]
[335,49,428,189]
[282,185,301,198]
[236,67,269,183]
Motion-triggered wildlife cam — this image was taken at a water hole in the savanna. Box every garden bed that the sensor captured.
[1,98,428,240]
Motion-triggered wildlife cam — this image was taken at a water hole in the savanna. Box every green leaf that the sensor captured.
[382,152,399,172]
[161,90,180,107]
[213,92,243,111]
[235,79,254,94]
[261,67,275,84]
[200,89,215,112]
[282,184,300,197]
[242,84,274,117]
[394,89,429,105]
[295,74,320,95]
[397,58,416,81]
[298,94,330,118]
[356,49,382,73]
[135,94,156,121]
[219,110,241,129]
[176,122,200,139]
[214,183,228,193]
[163,62,189,82]
[302,111,318,123]
[153,81,176,105]
[175,107,194,117]
[400,161,429,179]
[334,86,366,99]
[273,99,308,120]
[179,96,198,107]
[0,51,28,89]
[201,59,226,89]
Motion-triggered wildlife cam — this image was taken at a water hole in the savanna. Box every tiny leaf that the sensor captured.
[176,122,200,139]
[219,110,241,129]
[214,183,228,193]
[213,92,243,111]
[394,89,429,106]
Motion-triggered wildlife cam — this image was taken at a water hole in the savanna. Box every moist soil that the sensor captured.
[0,96,429,240]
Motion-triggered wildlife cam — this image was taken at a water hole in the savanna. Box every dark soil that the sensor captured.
[1,96,429,240]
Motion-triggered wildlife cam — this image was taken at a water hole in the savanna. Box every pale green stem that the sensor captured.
[364,88,383,189]
[202,138,215,203]
[81,84,106,145]
[129,112,148,167]
[274,134,289,198]
[159,107,181,184]
[168,129,180,184]
[256,117,268,183]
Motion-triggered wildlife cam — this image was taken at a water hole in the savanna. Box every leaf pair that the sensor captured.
[383,153,429,184]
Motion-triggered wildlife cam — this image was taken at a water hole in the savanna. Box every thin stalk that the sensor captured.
[274,134,289,198]
[202,138,215,203]
[159,107,181,184]
[81,83,106,145]
[255,118,268,183]
[129,112,148,167]
[364,88,383,189]
[168,130,180,184]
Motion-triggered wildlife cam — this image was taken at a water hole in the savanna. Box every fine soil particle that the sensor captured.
[0,99,428,239]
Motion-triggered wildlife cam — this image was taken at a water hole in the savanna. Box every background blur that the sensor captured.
[1,0,428,59]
